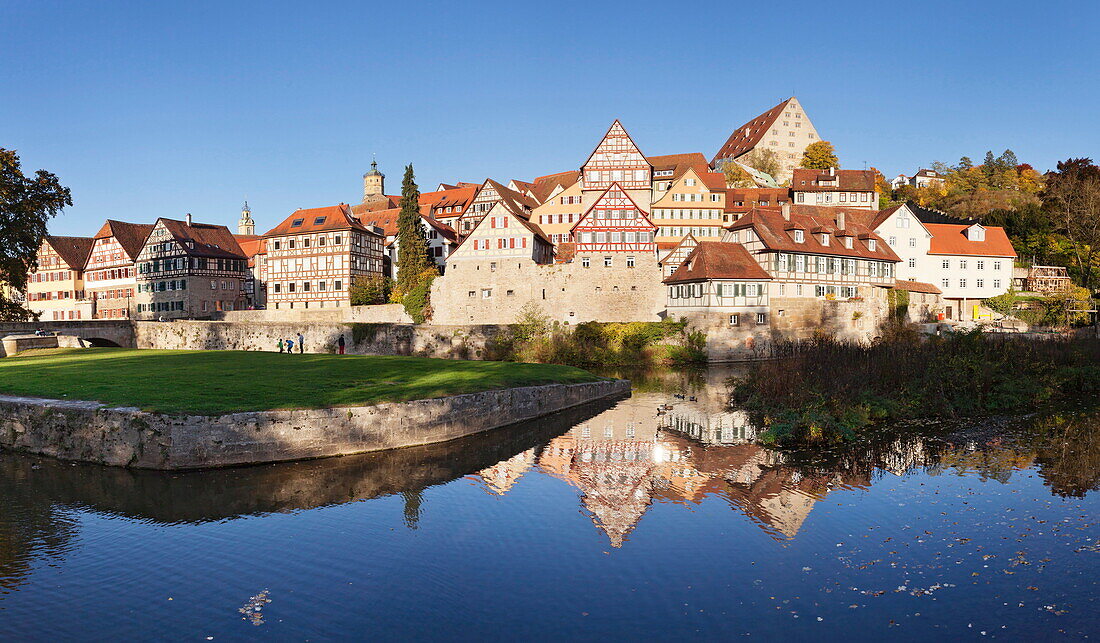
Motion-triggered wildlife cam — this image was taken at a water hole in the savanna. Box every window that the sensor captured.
[977,260,985,270]
[977,279,985,288]
[335,235,342,245]
[289,282,296,292]
[581,257,590,268]
[604,257,613,267]
[291,218,304,227]
[942,259,950,269]
[313,216,327,226]
[482,289,492,299]
[793,229,804,243]
[908,258,916,268]
[318,281,326,291]
[756,313,767,325]
[959,279,967,288]
[274,283,281,293]
[993,261,1001,270]
[334,280,342,290]
[959,260,968,270]
[302,281,311,292]
[729,314,740,326]
[820,234,830,246]
[626,256,635,268]
[210,280,217,290]
[868,239,877,251]
[273,241,281,250]
[468,290,476,298]
[993,279,1001,288]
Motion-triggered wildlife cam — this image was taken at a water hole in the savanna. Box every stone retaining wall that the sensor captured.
[0,379,630,470]
[212,304,411,324]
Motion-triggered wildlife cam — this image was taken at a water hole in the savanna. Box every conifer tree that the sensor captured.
[396,164,430,292]
[799,141,840,170]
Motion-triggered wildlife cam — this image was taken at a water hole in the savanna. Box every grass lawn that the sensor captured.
[0,348,605,415]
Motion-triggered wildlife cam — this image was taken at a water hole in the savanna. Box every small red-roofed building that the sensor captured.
[791,167,877,210]
[262,204,385,310]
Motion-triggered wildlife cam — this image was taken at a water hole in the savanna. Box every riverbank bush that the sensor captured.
[487,305,704,367]
[729,330,1100,445]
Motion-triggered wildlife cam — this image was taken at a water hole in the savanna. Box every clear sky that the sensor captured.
[3,0,1097,237]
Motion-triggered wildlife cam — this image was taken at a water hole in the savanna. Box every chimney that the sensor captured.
[185,213,192,227]
[829,166,836,176]
[837,210,846,230]
[781,201,791,221]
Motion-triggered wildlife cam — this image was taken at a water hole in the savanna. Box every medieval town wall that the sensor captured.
[212,304,411,324]
[429,255,665,325]
[0,379,630,469]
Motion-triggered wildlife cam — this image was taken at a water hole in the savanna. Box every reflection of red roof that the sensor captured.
[263,204,376,237]
[728,205,900,262]
[664,242,772,283]
[925,223,1016,257]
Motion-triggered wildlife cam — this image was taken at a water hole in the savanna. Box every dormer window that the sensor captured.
[868,239,877,251]
[314,217,327,225]
[820,234,830,246]
[793,229,804,243]
[291,218,304,227]
[844,237,853,249]
[966,224,986,242]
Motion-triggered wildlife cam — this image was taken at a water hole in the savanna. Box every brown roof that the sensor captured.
[94,220,156,260]
[925,223,1017,258]
[791,168,876,192]
[862,204,904,229]
[423,215,458,243]
[894,279,942,294]
[647,152,708,173]
[711,97,793,166]
[263,204,377,238]
[158,218,246,259]
[727,205,901,262]
[355,207,401,237]
[482,178,538,216]
[45,235,95,270]
[528,170,581,203]
[664,241,772,283]
[724,188,790,213]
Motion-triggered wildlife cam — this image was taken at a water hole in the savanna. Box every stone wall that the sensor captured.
[212,303,411,324]
[0,379,630,469]
[429,254,665,325]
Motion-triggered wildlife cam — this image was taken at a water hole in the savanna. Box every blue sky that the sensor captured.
[3,0,1097,237]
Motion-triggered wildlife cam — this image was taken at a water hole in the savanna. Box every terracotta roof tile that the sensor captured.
[727,205,900,262]
[94,220,156,260]
[45,235,95,270]
[158,218,246,259]
[894,279,942,294]
[664,241,772,283]
[529,170,581,203]
[925,223,1017,258]
[791,168,876,192]
[263,204,377,237]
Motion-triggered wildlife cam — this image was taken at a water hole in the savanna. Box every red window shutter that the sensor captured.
[504,217,509,228]
[522,237,527,248]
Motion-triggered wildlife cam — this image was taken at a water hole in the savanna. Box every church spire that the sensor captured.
[238,200,255,236]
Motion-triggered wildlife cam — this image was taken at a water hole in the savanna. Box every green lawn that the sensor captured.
[0,348,604,415]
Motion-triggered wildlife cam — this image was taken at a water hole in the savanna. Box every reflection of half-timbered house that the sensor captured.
[570,183,657,257]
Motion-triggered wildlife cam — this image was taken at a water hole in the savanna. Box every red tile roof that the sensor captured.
[263,204,377,237]
[158,218,246,259]
[528,170,581,203]
[925,223,1017,258]
[355,207,401,237]
[45,235,95,270]
[894,279,942,294]
[93,220,156,260]
[664,242,772,283]
[728,205,900,262]
[711,98,793,166]
[791,168,876,192]
[724,188,790,213]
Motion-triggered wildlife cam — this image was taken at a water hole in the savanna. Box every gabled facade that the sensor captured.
[84,220,154,319]
[664,242,772,318]
[658,233,698,277]
[570,183,657,256]
[262,204,385,310]
[791,168,877,209]
[26,236,95,321]
[531,172,585,245]
[455,179,536,235]
[447,201,553,267]
[711,97,820,183]
[649,163,727,244]
[134,217,249,319]
[581,120,652,213]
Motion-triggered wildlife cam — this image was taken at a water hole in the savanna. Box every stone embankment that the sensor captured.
[0,379,630,470]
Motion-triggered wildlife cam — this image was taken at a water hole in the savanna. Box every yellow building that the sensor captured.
[26,236,95,321]
[649,154,728,246]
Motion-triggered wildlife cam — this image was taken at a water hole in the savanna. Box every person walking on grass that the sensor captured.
[297,332,304,354]
[278,338,284,353]
[286,338,294,353]
[337,334,345,355]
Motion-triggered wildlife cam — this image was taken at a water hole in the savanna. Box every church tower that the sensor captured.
[238,201,255,236]
[363,158,386,204]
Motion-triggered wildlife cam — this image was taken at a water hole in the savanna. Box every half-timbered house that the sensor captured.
[581,120,652,211]
[570,183,657,265]
[84,220,154,319]
[455,179,536,235]
[26,236,95,320]
[658,233,699,277]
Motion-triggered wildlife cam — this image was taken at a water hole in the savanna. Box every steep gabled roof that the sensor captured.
[44,235,95,270]
[728,205,900,262]
[664,242,772,284]
[423,215,458,243]
[659,233,698,266]
[570,182,657,233]
[581,119,650,169]
[529,170,581,203]
[711,97,793,166]
[263,204,375,237]
[648,152,709,174]
[480,178,538,216]
[158,218,247,259]
[94,220,156,260]
[925,223,1017,258]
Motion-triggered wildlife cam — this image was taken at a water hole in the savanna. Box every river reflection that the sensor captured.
[2,368,1099,639]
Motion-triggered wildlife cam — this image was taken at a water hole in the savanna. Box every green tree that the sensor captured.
[717,160,756,188]
[740,148,782,179]
[349,275,393,305]
[396,164,430,293]
[799,141,839,170]
[0,149,73,321]
[983,288,1020,320]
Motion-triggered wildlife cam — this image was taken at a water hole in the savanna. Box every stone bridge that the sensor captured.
[0,321,135,356]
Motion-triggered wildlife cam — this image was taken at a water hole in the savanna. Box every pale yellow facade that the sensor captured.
[532,180,585,244]
[650,167,726,245]
[27,241,93,321]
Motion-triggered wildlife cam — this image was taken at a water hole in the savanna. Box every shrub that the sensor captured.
[349,276,393,306]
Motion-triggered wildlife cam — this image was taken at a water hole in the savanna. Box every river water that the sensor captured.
[2,367,1098,640]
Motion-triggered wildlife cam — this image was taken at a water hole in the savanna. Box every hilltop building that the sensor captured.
[711,97,821,183]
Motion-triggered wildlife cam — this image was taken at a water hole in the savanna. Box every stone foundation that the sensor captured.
[0,379,630,469]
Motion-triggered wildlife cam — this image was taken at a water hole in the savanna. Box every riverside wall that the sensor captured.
[0,379,630,470]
